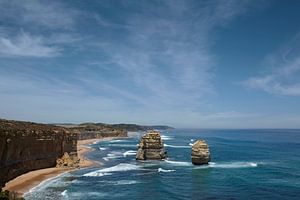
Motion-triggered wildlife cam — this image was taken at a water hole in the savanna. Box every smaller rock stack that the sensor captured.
[56,152,79,168]
[191,139,210,165]
[136,131,167,160]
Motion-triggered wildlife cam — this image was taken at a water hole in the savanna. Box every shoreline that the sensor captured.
[3,136,121,197]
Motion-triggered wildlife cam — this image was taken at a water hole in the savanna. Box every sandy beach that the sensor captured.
[3,137,119,197]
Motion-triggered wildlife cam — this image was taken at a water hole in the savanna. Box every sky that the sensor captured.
[0,0,300,128]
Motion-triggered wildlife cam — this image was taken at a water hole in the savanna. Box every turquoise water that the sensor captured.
[25,129,300,200]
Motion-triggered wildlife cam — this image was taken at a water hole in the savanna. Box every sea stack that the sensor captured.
[191,139,210,165]
[136,131,167,160]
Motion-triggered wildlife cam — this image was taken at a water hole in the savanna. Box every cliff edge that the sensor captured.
[0,119,77,188]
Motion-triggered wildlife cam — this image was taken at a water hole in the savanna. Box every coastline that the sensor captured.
[3,137,120,197]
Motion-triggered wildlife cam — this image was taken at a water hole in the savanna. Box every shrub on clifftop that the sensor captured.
[0,189,24,200]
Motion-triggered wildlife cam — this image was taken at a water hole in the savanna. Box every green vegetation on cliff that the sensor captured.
[55,122,174,132]
[0,189,24,200]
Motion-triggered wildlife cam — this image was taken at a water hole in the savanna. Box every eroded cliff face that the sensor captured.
[0,119,77,188]
[136,131,167,160]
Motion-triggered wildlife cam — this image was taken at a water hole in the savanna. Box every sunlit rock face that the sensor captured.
[136,131,167,160]
[191,139,210,165]
[0,119,78,188]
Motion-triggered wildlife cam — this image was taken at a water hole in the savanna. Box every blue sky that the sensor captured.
[0,0,300,128]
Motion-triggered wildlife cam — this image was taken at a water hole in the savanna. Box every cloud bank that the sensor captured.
[244,33,300,96]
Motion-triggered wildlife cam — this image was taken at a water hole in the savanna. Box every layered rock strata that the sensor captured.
[0,119,77,188]
[136,131,167,160]
[191,139,210,165]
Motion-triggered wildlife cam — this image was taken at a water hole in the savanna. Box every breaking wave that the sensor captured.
[109,140,128,143]
[158,168,175,173]
[83,163,140,177]
[164,160,258,169]
[102,151,123,161]
[161,135,173,140]
[123,150,137,157]
[108,144,138,147]
[164,144,190,148]
[61,190,68,197]
[164,160,192,166]
[104,180,140,185]
[207,162,258,169]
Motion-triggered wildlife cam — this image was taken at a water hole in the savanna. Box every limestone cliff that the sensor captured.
[136,131,167,160]
[0,119,77,188]
[191,139,210,165]
[67,124,127,140]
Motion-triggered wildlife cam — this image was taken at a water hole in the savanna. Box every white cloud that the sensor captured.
[93,0,254,109]
[0,32,61,57]
[0,0,77,30]
[244,33,300,96]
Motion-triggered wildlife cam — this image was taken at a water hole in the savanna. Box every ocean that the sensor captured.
[24,129,300,200]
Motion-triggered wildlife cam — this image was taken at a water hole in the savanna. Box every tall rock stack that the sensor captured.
[136,131,167,160]
[191,139,210,165]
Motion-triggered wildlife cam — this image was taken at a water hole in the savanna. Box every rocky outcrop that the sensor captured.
[136,131,167,160]
[56,152,79,168]
[0,119,78,188]
[191,139,210,165]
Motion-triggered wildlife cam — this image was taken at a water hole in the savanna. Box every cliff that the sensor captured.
[0,119,77,188]
[136,131,167,160]
[111,124,174,132]
[66,124,127,140]
[55,122,174,132]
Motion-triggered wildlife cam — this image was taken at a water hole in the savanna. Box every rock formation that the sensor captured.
[56,152,79,168]
[0,119,78,188]
[136,131,167,160]
[191,139,210,165]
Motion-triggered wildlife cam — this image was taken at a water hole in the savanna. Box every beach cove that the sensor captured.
[3,137,120,197]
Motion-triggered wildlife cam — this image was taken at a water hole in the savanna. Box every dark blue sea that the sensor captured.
[24,129,300,200]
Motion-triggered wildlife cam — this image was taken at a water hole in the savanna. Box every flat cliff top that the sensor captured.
[0,119,68,133]
[56,122,174,132]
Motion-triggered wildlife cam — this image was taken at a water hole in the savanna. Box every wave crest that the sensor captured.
[164,144,190,148]
[123,150,137,157]
[83,163,140,177]
[158,168,175,173]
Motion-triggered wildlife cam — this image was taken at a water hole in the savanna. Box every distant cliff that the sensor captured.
[0,119,77,188]
[61,123,128,140]
[55,122,174,132]
[110,124,174,132]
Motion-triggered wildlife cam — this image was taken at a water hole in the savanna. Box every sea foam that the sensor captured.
[83,163,140,177]
[123,150,137,157]
[164,144,190,148]
[109,140,128,143]
[158,168,175,173]
[108,144,138,147]
[103,151,123,161]
[161,135,173,140]
[164,160,192,166]
[208,162,258,169]
[61,190,68,197]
